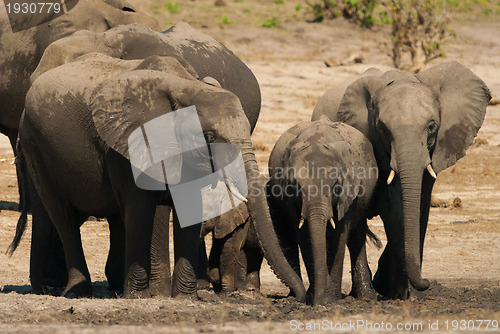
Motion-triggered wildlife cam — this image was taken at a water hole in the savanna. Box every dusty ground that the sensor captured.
[0,0,499,332]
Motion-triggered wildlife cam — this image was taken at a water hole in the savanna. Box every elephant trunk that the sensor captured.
[394,137,430,292]
[307,197,329,305]
[240,140,307,302]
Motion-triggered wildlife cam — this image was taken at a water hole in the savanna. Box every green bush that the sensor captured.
[165,1,180,14]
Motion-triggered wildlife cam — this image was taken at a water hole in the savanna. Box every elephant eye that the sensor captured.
[428,121,437,133]
[204,131,216,144]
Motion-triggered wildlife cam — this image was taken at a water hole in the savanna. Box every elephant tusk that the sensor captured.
[298,218,304,229]
[330,218,335,230]
[427,164,437,179]
[387,169,396,185]
[225,178,248,203]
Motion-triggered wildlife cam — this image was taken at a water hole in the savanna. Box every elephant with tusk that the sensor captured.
[312,61,491,299]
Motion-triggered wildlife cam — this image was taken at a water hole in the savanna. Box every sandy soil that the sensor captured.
[0,1,499,332]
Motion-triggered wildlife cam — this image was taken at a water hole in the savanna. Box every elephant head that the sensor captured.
[331,62,491,293]
[269,120,377,305]
[90,64,306,301]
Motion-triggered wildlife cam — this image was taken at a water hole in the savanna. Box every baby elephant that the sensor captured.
[201,202,263,295]
[268,118,379,305]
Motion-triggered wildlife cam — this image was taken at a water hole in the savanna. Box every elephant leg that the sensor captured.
[120,197,156,298]
[207,234,222,293]
[149,205,172,297]
[274,207,302,296]
[219,222,249,294]
[197,238,210,290]
[172,210,201,298]
[56,215,91,298]
[347,219,376,300]
[29,180,67,294]
[327,217,347,300]
[43,226,68,288]
[105,214,125,293]
[298,220,314,295]
[243,224,263,291]
[372,184,409,300]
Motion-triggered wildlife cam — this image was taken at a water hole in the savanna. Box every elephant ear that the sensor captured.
[213,203,249,239]
[312,67,382,122]
[416,61,491,173]
[91,68,208,190]
[336,76,393,138]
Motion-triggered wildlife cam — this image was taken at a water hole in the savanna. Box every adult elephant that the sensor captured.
[9,21,263,295]
[1,0,159,293]
[18,52,305,300]
[30,22,261,132]
[312,62,491,299]
[0,0,160,155]
[267,119,379,305]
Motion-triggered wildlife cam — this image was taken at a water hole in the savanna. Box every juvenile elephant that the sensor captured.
[201,202,263,295]
[312,62,491,299]
[18,52,305,300]
[267,118,379,305]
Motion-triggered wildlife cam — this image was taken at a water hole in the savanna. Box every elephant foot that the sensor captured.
[173,291,199,300]
[312,292,339,306]
[123,286,152,299]
[197,278,210,291]
[31,282,47,295]
[244,272,260,291]
[107,280,124,294]
[62,269,92,298]
[349,284,378,300]
[373,269,409,300]
[62,281,92,298]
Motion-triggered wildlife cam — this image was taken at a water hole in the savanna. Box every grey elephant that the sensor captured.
[312,62,491,299]
[201,201,263,295]
[17,51,305,300]
[267,118,379,305]
[0,0,159,177]
[9,21,264,295]
[1,0,159,288]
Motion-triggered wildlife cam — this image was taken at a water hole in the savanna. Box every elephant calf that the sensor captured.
[267,118,379,305]
[201,202,263,295]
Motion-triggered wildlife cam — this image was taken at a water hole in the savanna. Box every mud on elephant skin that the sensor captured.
[201,201,264,295]
[17,52,305,300]
[0,0,160,155]
[30,22,261,132]
[12,21,263,296]
[312,62,491,300]
[267,119,379,305]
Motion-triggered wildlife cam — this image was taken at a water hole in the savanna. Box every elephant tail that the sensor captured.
[6,143,28,256]
[367,226,382,249]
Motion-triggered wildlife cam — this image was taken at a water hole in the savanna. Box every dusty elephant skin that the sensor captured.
[201,201,263,295]
[267,119,379,305]
[0,0,160,289]
[11,21,262,295]
[0,0,160,153]
[17,51,305,300]
[312,61,491,300]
